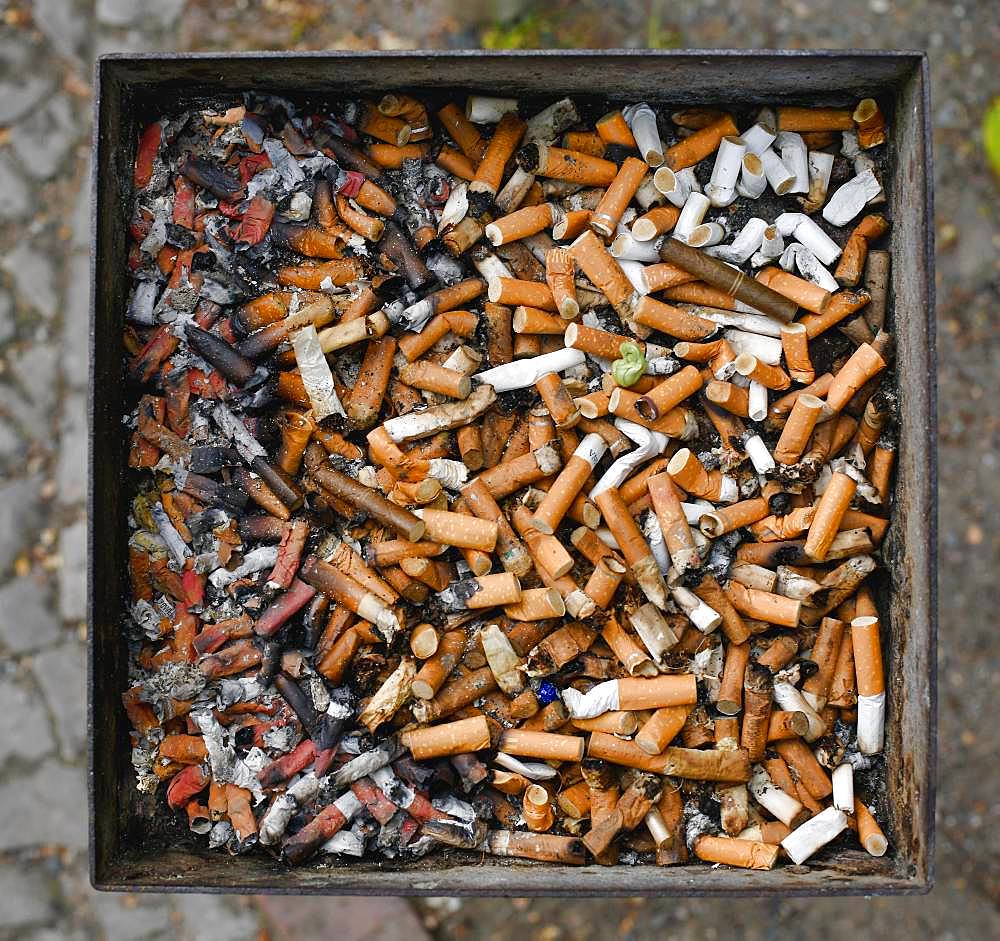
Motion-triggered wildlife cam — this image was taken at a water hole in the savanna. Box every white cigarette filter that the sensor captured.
[634,174,665,210]
[706,136,746,207]
[671,585,722,633]
[832,762,855,813]
[758,225,784,261]
[776,212,842,266]
[780,806,849,864]
[749,766,807,827]
[723,329,783,364]
[739,120,776,155]
[696,308,782,338]
[610,231,663,263]
[687,222,727,248]
[760,147,795,195]
[773,680,825,740]
[804,150,835,208]
[590,419,670,499]
[776,131,809,194]
[653,166,700,208]
[707,217,768,264]
[673,191,711,243]
[473,348,585,392]
[780,243,839,292]
[466,95,518,124]
[618,259,650,295]
[623,102,663,166]
[823,169,882,227]
[737,153,767,199]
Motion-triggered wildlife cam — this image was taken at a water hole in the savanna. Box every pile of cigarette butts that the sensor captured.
[123,90,895,872]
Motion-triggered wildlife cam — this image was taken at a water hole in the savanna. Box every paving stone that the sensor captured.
[0,576,61,654]
[90,893,174,941]
[10,93,80,181]
[33,0,90,62]
[0,864,54,928]
[58,518,87,622]
[175,894,264,941]
[0,758,87,850]
[8,343,61,431]
[61,253,90,389]
[0,474,44,575]
[0,289,14,344]
[0,153,32,221]
[57,392,87,504]
[0,671,55,765]
[71,164,91,249]
[0,419,22,463]
[32,641,86,761]
[256,895,432,941]
[1,243,59,320]
[25,928,88,941]
[0,35,53,125]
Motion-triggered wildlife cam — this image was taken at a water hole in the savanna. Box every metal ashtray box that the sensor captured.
[90,49,936,896]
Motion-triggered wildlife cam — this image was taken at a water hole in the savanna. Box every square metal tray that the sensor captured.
[90,49,936,896]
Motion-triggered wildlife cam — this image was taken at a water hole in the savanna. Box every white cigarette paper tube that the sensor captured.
[654,166,700,207]
[623,102,663,166]
[590,419,669,499]
[743,433,776,475]
[723,329,783,364]
[562,679,620,719]
[804,150,835,209]
[694,308,782,337]
[494,752,559,781]
[707,136,746,207]
[773,680,825,741]
[473,348,585,392]
[823,169,882,227]
[634,174,665,210]
[832,762,855,813]
[777,212,842,266]
[291,325,345,419]
[780,806,849,864]
[758,225,784,261]
[618,259,650,295]
[857,691,886,755]
[673,191,710,243]
[776,131,809,194]
[787,244,839,292]
[466,95,518,124]
[748,380,768,422]
[760,147,795,196]
[750,766,807,827]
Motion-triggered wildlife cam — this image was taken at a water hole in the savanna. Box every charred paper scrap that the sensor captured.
[123,92,893,870]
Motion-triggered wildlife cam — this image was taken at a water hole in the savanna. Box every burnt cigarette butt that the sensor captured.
[485,203,554,246]
[437,102,487,161]
[596,109,637,147]
[488,830,586,865]
[804,472,857,561]
[535,371,581,429]
[545,247,579,319]
[398,361,471,399]
[522,783,555,832]
[853,98,886,149]
[756,266,831,315]
[773,394,824,465]
[777,106,854,131]
[591,157,649,238]
[569,230,636,318]
[518,142,618,186]
[402,715,492,760]
[488,277,557,311]
[412,629,466,700]
[310,464,425,542]
[717,641,751,715]
[617,674,698,711]
[505,586,566,621]
[854,799,889,856]
[584,556,627,609]
[780,322,815,385]
[552,208,592,240]
[757,634,799,672]
[767,710,811,741]
[774,738,833,799]
[409,622,440,659]
[471,112,526,196]
[414,508,498,552]
[740,662,773,761]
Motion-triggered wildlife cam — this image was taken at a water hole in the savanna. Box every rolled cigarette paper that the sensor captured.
[780,806,849,864]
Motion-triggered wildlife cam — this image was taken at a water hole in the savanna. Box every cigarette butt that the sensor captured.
[699,497,770,539]
[853,98,886,149]
[569,230,637,318]
[563,130,607,156]
[780,322,815,385]
[777,106,854,131]
[412,629,466,700]
[773,393,824,465]
[487,830,586,865]
[717,641,751,715]
[733,353,790,391]
[584,556,627,609]
[773,738,832,799]
[485,203,555,246]
[635,705,691,755]
[667,449,737,504]
[522,783,555,832]
[552,208,592,240]
[693,834,779,870]
[409,622,439,659]
[591,157,649,237]
[462,572,523,609]
[632,205,681,242]
[414,508,498,552]
[757,266,831,314]
[825,343,887,414]
[851,616,884,697]
[725,580,801,628]
[535,372,581,429]
[500,729,585,763]
[854,799,889,856]
[662,114,739,171]
[596,109,637,147]
[804,472,857,561]
[545,247,579,319]
[504,586,566,621]
[471,112,526,196]
[489,277,558,311]
[398,361,471,399]
[572,710,638,736]
[704,380,750,417]
[767,710,811,741]
[757,634,799,672]
[518,141,619,186]
[402,715,492,760]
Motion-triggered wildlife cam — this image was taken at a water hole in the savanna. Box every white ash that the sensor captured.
[132,745,160,794]
[130,600,162,640]
[261,724,300,754]
[143,661,207,706]
[209,545,279,589]
[684,801,718,850]
[208,821,234,850]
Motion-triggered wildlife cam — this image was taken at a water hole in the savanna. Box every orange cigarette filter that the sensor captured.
[855,799,889,855]
[757,267,831,315]
[734,354,790,391]
[505,586,566,621]
[545,247,579,319]
[562,130,607,156]
[773,394,824,465]
[360,106,410,145]
[416,508,498,552]
[617,674,698,711]
[485,203,555,246]
[591,157,649,238]
[522,142,619,187]
[693,835,779,870]
[471,112,527,196]
[367,142,429,168]
[667,448,732,502]
[662,114,739,171]
[851,616,885,697]
[635,365,704,421]
[705,380,749,417]
[569,230,637,317]
[536,372,581,430]
[522,784,555,832]
[632,205,681,241]
[804,472,858,561]
[552,208,592,241]
[499,729,585,763]
[777,106,855,131]
[647,471,700,571]
[631,295,716,341]
[403,715,493,760]
[397,361,471,399]
[596,109,637,148]
[489,277,557,311]
[853,98,886,149]
[780,322,816,385]
[436,145,477,180]
[437,103,487,161]
[825,343,887,414]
